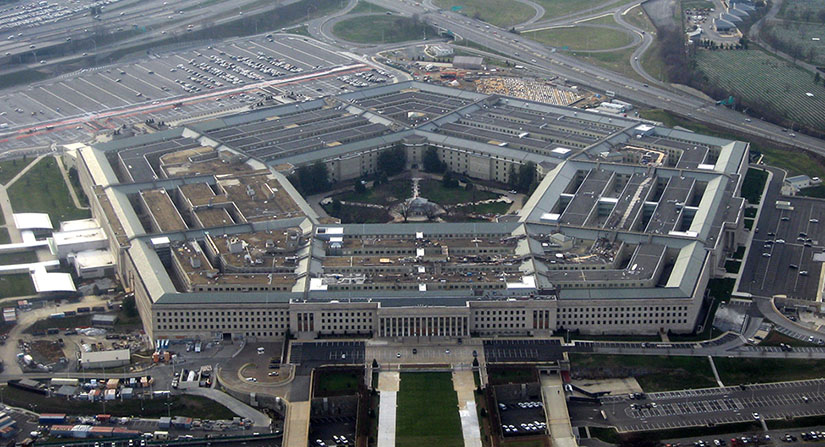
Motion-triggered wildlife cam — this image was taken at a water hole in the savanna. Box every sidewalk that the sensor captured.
[541,374,578,447]
[377,371,400,447]
[283,401,311,447]
[452,369,482,447]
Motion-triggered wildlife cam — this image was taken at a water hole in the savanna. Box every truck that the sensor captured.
[153,431,169,441]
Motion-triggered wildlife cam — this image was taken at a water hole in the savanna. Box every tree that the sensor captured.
[816,72,822,85]
[354,179,367,194]
[122,294,138,318]
[422,147,445,173]
[377,146,406,177]
[442,170,458,188]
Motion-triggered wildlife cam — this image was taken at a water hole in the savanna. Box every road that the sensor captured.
[361,0,825,155]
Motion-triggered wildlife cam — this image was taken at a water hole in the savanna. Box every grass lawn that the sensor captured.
[335,179,411,205]
[724,260,741,273]
[0,158,31,185]
[759,330,820,348]
[0,386,236,420]
[569,354,717,392]
[624,5,657,33]
[433,0,534,28]
[0,274,35,298]
[569,46,644,82]
[799,185,825,198]
[487,367,537,385]
[333,15,438,44]
[0,228,9,244]
[396,372,463,447]
[0,251,37,265]
[714,357,825,384]
[532,0,613,20]
[526,25,633,51]
[419,179,498,205]
[314,368,362,397]
[8,157,90,227]
[683,0,715,9]
[283,24,311,37]
[349,0,391,14]
[741,168,768,204]
[590,421,763,444]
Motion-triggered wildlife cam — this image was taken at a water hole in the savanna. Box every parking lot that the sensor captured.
[573,379,825,432]
[309,415,356,447]
[289,341,366,370]
[0,34,391,151]
[497,400,547,438]
[739,182,825,300]
[483,339,565,363]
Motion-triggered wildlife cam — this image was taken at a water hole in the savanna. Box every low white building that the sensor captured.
[69,250,116,279]
[79,349,130,369]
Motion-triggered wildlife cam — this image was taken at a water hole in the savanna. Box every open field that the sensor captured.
[525,24,633,51]
[8,157,90,227]
[778,0,825,20]
[0,158,31,185]
[694,49,825,131]
[0,274,35,298]
[570,46,643,82]
[396,372,463,447]
[533,0,614,20]
[569,354,717,392]
[0,386,236,420]
[624,5,657,33]
[349,0,391,14]
[433,0,534,28]
[333,15,439,43]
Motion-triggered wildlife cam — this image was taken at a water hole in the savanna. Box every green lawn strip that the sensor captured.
[0,158,31,185]
[0,274,35,298]
[525,25,633,51]
[714,357,825,384]
[682,0,715,9]
[767,414,825,430]
[349,0,392,14]
[0,386,236,420]
[456,201,511,215]
[0,251,38,265]
[333,15,438,44]
[487,367,537,385]
[589,422,763,444]
[24,314,94,333]
[744,219,754,230]
[419,179,498,205]
[0,228,9,244]
[733,245,746,258]
[283,25,311,37]
[741,168,768,204]
[640,108,825,181]
[396,372,463,447]
[8,157,90,227]
[759,330,820,348]
[433,0,534,28]
[569,354,717,392]
[314,368,362,397]
[744,208,757,218]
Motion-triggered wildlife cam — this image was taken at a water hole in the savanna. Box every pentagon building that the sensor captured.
[73,81,749,341]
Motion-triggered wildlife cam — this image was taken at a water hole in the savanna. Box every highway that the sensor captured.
[363,0,825,154]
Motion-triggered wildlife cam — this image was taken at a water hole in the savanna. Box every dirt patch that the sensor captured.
[29,340,66,364]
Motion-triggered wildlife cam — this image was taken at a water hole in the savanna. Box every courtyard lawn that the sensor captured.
[0,158,31,185]
[336,179,411,206]
[314,368,362,397]
[396,372,463,447]
[8,157,90,227]
[419,179,498,206]
[0,274,35,298]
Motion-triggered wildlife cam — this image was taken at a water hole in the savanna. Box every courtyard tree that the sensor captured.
[423,146,446,173]
[377,146,407,177]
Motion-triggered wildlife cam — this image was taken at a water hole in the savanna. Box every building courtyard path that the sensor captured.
[452,369,482,447]
[377,371,400,447]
